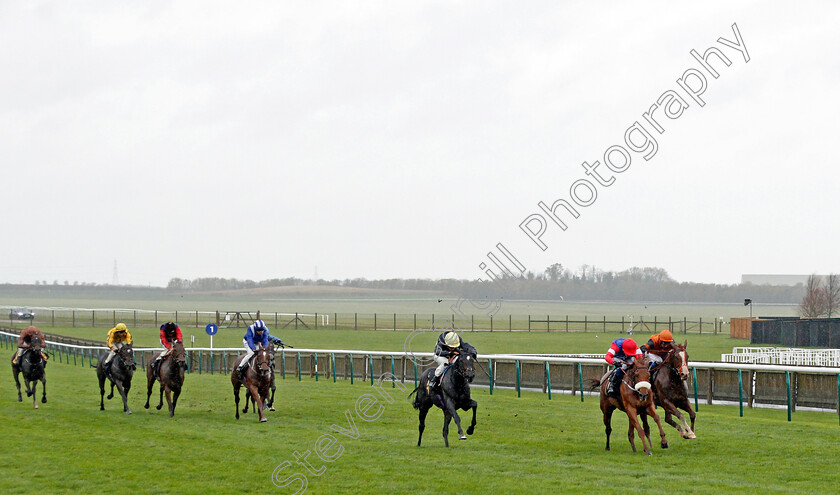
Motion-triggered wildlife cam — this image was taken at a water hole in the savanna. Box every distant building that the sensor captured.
[741,274,822,286]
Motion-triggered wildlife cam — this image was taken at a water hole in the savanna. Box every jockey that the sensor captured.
[104,323,132,374]
[429,331,475,391]
[151,321,183,374]
[604,338,642,398]
[12,326,48,365]
[237,319,283,375]
[640,329,675,368]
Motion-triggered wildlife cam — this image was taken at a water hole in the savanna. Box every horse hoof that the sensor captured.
[34,404,38,409]
[466,427,474,435]
[645,452,652,457]
[126,410,132,415]
[18,398,22,402]
[661,442,669,449]
[107,394,114,400]
[100,406,105,411]
[269,407,276,412]
[41,397,47,404]
[687,433,697,439]
[144,403,150,409]
[260,418,268,423]
[26,391,33,397]
[459,434,467,440]
[156,404,163,410]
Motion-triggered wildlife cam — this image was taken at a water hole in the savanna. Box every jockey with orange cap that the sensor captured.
[639,329,675,368]
[604,338,643,398]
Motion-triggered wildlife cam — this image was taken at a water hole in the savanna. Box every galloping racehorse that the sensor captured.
[12,336,47,408]
[231,345,272,422]
[144,341,187,417]
[96,343,136,414]
[410,350,478,447]
[651,342,696,439]
[590,355,669,456]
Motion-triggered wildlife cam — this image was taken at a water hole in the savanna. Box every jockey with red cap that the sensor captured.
[604,338,643,398]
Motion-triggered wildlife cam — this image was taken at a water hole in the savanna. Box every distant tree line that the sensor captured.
[799,274,840,317]
[166,264,806,304]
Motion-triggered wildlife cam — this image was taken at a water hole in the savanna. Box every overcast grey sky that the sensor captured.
[2,1,838,286]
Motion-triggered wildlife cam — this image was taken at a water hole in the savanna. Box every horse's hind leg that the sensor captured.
[417,405,430,447]
[30,380,38,409]
[40,376,47,404]
[466,400,477,435]
[678,398,697,437]
[108,381,115,400]
[626,408,650,455]
[267,381,276,411]
[603,406,614,451]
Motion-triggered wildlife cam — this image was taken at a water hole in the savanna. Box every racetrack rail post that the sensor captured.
[516,360,521,397]
[692,367,699,411]
[577,362,584,402]
[738,369,744,417]
[545,361,551,400]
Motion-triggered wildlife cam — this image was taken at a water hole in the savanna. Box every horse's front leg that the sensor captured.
[144,372,154,409]
[677,396,697,435]
[267,380,276,411]
[164,388,174,417]
[114,380,131,414]
[647,403,669,448]
[30,380,38,409]
[157,382,164,410]
[40,375,47,404]
[13,369,22,402]
[250,384,267,422]
[98,373,106,410]
[625,407,651,455]
[442,410,452,448]
[24,377,33,397]
[233,382,241,419]
[661,397,691,438]
[108,381,115,400]
[465,400,478,435]
[170,386,181,417]
[446,399,466,441]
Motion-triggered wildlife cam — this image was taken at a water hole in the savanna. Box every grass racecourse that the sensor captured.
[1,292,833,494]
[2,358,840,495]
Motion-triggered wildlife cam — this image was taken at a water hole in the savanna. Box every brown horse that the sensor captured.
[231,345,272,422]
[589,356,669,456]
[144,341,187,417]
[12,336,47,409]
[651,342,696,439]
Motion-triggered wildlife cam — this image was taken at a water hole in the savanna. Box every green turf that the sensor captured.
[7,324,747,362]
[1,360,838,494]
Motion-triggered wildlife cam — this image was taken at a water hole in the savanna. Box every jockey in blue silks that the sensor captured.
[237,319,283,375]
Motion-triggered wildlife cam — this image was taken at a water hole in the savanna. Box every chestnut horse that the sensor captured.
[651,342,696,439]
[144,341,187,417]
[231,345,272,422]
[589,356,669,456]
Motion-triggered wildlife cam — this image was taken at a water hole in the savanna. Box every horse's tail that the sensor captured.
[409,386,423,410]
[586,378,602,392]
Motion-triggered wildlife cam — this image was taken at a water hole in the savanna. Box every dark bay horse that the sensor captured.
[232,345,272,422]
[410,350,478,447]
[589,356,669,456]
[651,342,696,439]
[12,336,47,409]
[96,344,136,414]
[144,341,187,417]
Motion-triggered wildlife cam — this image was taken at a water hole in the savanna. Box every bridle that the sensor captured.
[660,346,689,380]
[622,359,652,399]
[117,345,137,371]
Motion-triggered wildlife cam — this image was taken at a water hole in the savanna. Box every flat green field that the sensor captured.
[1,361,838,494]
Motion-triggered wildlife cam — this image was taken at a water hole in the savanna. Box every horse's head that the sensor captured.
[670,342,690,381]
[255,346,272,375]
[457,350,476,383]
[29,336,43,353]
[118,344,136,370]
[172,341,187,368]
[629,356,652,396]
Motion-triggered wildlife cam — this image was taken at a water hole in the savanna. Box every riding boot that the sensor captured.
[607,371,622,398]
[427,375,438,393]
